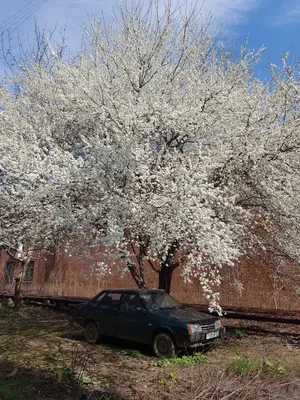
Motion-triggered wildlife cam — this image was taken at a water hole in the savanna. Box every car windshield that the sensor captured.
[141,291,181,310]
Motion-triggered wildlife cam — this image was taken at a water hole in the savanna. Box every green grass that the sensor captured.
[228,356,286,376]
[228,356,256,375]
[235,328,248,339]
[262,358,286,374]
[120,349,142,358]
[158,369,182,386]
[151,353,208,367]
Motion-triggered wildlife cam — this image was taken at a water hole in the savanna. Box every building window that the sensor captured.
[23,261,34,283]
[5,261,16,284]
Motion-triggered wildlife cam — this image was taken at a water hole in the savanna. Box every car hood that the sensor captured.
[155,306,218,325]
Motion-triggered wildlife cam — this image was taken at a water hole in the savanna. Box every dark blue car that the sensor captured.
[74,289,225,358]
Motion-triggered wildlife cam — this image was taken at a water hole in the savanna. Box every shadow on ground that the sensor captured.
[0,360,124,400]
[61,331,153,357]
[0,359,83,400]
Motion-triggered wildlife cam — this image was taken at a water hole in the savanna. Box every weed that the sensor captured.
[159,369,182,386]
[235,328,248,339]
[55,365,76,384]
[120,349,141,358]
[151,353,208,367]
[263,358,286,374]
[229,356,286,376]
[228,356,255,374]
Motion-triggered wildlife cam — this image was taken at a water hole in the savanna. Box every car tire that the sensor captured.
[152,332,176,358]
[84,321,101,344]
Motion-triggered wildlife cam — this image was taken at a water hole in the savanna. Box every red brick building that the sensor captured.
[0,246,299,310]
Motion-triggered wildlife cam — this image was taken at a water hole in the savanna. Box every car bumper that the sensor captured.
[176,327,226,349]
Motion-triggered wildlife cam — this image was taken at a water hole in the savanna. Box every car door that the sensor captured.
[118,293,152,344]
[95,292,122,337]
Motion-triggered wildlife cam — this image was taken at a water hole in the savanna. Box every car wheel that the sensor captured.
[84,321,101,344]
[152,333,176,358]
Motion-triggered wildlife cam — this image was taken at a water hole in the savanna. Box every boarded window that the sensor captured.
[23,261,34,283]
[5,261,16,284]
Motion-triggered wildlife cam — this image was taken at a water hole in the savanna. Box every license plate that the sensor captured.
[206,331,219,340]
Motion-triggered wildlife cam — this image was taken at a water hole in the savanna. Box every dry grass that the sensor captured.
[184,373,299,400]
[0,305,299,399]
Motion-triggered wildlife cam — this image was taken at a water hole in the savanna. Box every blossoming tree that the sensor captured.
[1,2,300,308]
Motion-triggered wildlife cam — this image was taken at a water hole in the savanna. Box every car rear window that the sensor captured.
[99,292,122,309]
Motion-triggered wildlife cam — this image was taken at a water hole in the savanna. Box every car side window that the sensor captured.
[99,292,122,309]
[93,292,106,305]
[120,294,144,311]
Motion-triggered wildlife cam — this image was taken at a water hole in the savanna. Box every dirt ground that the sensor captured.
[0,304,299,400]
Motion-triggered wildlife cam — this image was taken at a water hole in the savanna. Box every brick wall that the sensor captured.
[0,247,299,310]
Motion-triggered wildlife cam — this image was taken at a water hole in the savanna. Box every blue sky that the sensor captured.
[0,0,300,79]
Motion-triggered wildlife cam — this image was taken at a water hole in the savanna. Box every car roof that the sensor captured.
[103,288,165,294]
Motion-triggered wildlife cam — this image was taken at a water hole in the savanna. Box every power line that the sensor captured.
[1,0,49,41]
[1,0,48,37]
[0,0,41,32]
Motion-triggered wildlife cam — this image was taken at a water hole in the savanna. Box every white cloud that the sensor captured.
[199,0,259,25]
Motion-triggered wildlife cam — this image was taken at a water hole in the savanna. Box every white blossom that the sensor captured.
[1,2,300,309]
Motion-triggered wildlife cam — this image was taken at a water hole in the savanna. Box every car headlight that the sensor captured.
[215,320,222,330]
[188,324,202,334]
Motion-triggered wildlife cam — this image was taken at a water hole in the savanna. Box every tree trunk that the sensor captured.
[158,241,181,293]
[2,245,33,308]
[14,258,31,308]
[130,267,147,289]
[14,277,23,308]
[124,256,147,289]
[158,261,174,293]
